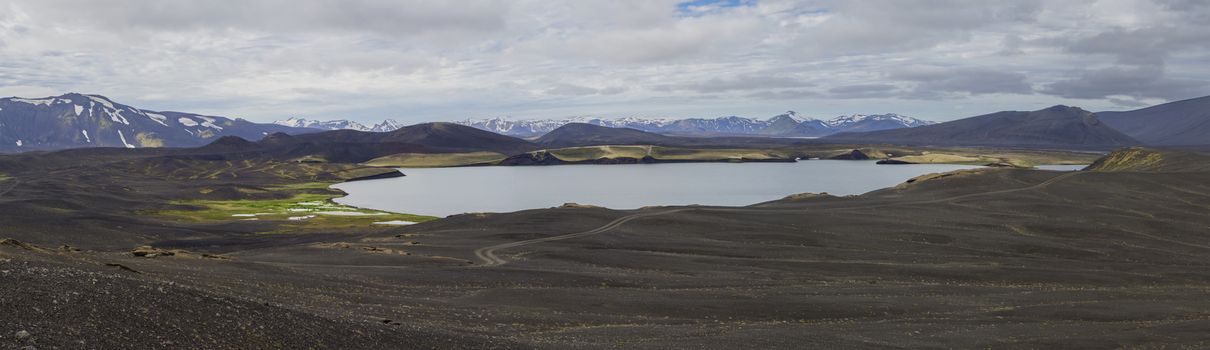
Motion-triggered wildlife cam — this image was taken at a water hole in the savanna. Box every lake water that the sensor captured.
[332,161,1000,217]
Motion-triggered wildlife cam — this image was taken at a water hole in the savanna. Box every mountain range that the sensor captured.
[273,117,404,133]
[825,105,1140,149]
[0,93,312,152]
[453,112,935,138]
[201,122,539,164]
[4,92,1209,153]
[266,97,1208,152]
[272,112,933,138]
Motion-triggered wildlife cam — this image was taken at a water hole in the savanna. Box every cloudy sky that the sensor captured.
[0,0,1208,123]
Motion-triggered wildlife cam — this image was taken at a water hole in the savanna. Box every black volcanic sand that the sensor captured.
[3,148,1210,348]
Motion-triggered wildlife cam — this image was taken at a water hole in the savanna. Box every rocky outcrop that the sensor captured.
[498,151,567,166]
[780,192,836,201]
[312,242,408,255]
[131,246,228,260]
[344,169,406,182]
[983,162,1019,168]
[831,149,870,160]
[0,238,52,253]
[558,203,602,209]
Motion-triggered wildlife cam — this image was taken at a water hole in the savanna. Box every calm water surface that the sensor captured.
[332,161,998,217]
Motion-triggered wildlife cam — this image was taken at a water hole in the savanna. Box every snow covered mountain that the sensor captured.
[274,111,935,139]
[368,119,405,133]
[456,112,934,138]
[450,116,679,138]
[274,118,407,133]
[274,117,372,132]
[0,93,314,153]
[825,113,934,133]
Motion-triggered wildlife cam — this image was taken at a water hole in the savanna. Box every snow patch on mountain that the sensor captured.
[775,111,817,123]
[86,95,116,110]
[144,112,169,126]
[370,119,405,132]
[11,98,61,106]
[197,116,223,130]
[117,130,135,148]
[825,113,931,128]
[274,117,372,131]
[107,109,129,125]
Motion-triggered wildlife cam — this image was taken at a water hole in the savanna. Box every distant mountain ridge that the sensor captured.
[534,123,681,148]
[1097,95,1210,146]
[210,122,539,164]
[274,117,403,133]
[0,93,313,153]
[456,112,934,138]
[825,105,1140,149]
[268,94,1210,147]
[274,112,933,138]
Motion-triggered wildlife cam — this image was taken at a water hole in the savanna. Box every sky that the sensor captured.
[0,0,1208,123]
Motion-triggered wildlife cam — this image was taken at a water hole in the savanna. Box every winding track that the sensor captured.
[0,179,18,198]
[474,209,692,266]
[472,171,1083,266]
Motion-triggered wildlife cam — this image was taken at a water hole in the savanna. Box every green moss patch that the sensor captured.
[363,152,507,168]
[154,188,435,232]
[136,132,166,147]
[886,150,1101,167]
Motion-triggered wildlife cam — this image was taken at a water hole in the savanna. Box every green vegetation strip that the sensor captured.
[156,184,435,232]
[364,152,507,168]
[545,145,792,162]
[887,150,1101,167]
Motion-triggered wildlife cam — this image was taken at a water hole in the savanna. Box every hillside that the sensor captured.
[535,123,680,148]
[1098,95,1210,146]
[0,93,313,152]
[533,122,819,150]
[210,122,538,163]
[1085,147,1210,173]
[824,105,1140,149]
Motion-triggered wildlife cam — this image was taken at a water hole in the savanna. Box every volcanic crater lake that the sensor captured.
[330,160,1009,217]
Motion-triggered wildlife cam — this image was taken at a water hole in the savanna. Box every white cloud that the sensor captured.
[0,0,1206,122]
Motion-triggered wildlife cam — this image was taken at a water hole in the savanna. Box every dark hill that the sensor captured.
[535,123,679,148]
[824,105,1140,149]
[380,122,536,154]
[216,122,538,163]
[535,122,811,149]
[1097,95,1210,146]
[284,122,532,153]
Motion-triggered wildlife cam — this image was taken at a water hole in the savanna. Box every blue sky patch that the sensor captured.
[676,0,751,16]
